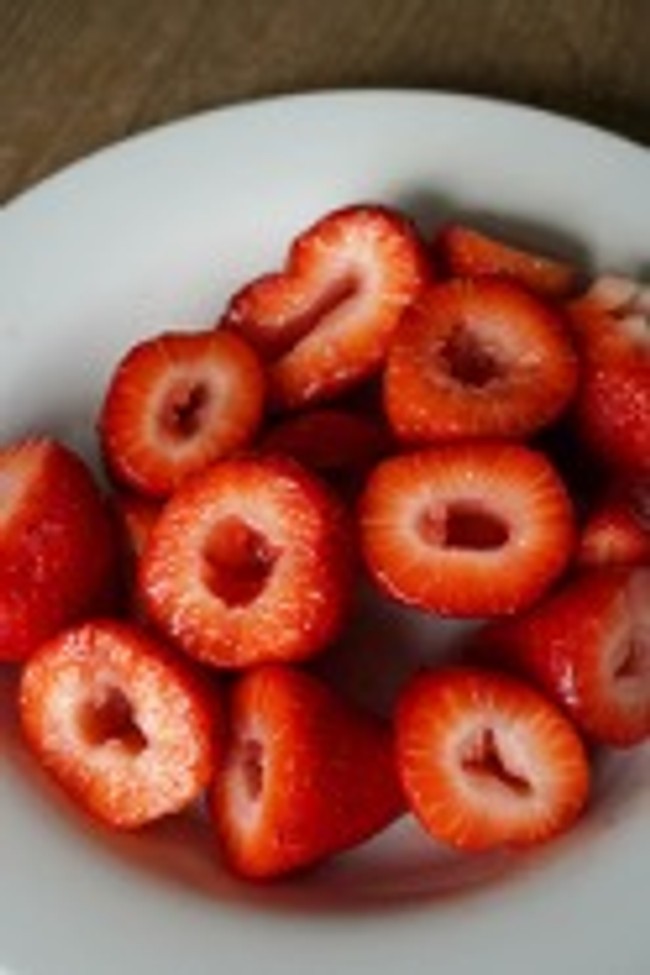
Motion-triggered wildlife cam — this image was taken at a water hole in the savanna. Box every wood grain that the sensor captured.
[1,0,648,203]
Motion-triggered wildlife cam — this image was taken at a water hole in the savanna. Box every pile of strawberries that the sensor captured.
[2,205,649,882]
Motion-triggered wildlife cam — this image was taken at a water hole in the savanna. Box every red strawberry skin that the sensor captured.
[436,223,579,297]
[99,330,266,497]
[19,619,219,829]
[384,279,578,445]
[139,455,354,669]
[569,286,650,476]
[577,481,650,568]
[396,666,590,852]
[210,664,403,879]
[0,438,117,662]
[259,407,390,496]
[359,442,576,617]
[222,205,429,410]
[475,567,650,747]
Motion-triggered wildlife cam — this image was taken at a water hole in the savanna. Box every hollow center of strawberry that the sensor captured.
[435,502,509,551]
[161,380,210,439]
[614,628,650,683]
[202,517,277,607]
[441,327,503,388]
[239,737,265,802]
[79,687,147,753]
[461,728,532,797]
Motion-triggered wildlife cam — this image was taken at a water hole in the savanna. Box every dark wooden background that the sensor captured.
[1,0,649,204]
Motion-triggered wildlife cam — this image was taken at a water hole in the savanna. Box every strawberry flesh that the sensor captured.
[19,619,219,828]
[211,664,404,879]
[396,666,590,852]
[221,205,429,410]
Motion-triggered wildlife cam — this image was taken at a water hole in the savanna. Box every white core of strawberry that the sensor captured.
[606,572,650,712]
[586,275,650,350]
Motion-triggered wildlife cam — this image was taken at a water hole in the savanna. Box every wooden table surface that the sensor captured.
[1,0,649,204]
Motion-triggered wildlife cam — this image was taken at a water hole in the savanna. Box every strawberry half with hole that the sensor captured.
[139,455,353,669]
[221,205,429,411]
[475,567,650,748]
[19,619,219,828]
[0,438,117,662]
[568,276,650,476]
[259,407,390,495]
[359,442,575,618]
[210,663,403,879]
[384,279,578,445]
[99,330,266,497]
[577,480,650,568]
[395,666,590,852]
[436,223,579,298]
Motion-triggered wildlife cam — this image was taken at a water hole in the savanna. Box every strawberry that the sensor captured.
[259,407,390,494]
[395,666,590,852]
[221,205,429,410]
[436,223,579,298]
[577,480,650,568]
[384,279,578,445]
[139,455,353,669]
[475,567,650,747]
[0,438,117,662]
[19,619,218,828]
[99,330,266,498]
[568,276,650,475]
[210,664,403,879]
[359,442,575,617]
[111,492,163,616]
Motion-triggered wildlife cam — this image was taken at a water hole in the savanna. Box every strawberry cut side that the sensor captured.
[359,442,576,617]
[577,480,650,569]
[221,205,429,410]
[476,567,650,748]
[139,455,354,668]
[99,330,266,497]
[210,664,404,879]
[19,619,219,828]
[384,279,579,445]
[396,666,590,852]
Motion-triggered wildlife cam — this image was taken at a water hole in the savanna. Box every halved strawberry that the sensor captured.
[384,279,578,445]
[139,455,353,669]
[475,567,650,747]
[359,442,575,617]
[210,664,403,879]
[221,205,429,410]
[19,619,219,828]
[436,223,579,298]
[395,666,590,852]
[568,276,650,475]
[577,480,650,568]
[99,330,266,497]
[0,438,117,662]
[259,407,390,495]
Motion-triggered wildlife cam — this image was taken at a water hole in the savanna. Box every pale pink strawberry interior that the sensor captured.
[268,274,360,356]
